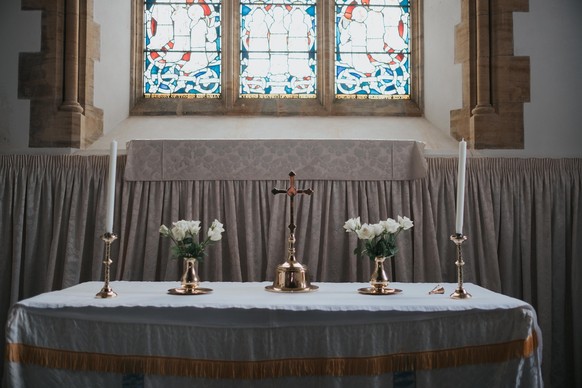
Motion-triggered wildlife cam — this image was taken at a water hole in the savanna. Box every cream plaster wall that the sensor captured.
[0,1,40,150]
[509,0,582,158]
[94,0,131,137]
[423,0,462,139]
[87,116,458,153]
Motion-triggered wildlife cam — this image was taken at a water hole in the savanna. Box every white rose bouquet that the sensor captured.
[159,219,225,261]
[343,216,413,260]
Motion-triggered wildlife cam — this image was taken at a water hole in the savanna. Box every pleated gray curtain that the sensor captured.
[1,155,580,388]
[117,179,440,284]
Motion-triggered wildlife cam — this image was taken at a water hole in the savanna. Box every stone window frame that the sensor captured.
[19,0,529,148]
[129,0,424,117]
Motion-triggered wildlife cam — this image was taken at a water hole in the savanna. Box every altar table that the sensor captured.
[4,282,542,388]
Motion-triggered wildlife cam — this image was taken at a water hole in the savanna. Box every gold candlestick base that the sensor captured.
[96,286,117,298]
[96,232,118,298]
[450,287,471,299]
[450,233,471,299]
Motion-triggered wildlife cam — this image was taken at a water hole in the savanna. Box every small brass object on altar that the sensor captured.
[266,172,318,293]
[428,284,445,295]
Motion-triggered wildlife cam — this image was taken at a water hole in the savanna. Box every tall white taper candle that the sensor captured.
[105,140,117,233]
[455,139,467,234]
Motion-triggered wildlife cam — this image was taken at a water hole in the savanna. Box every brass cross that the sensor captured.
[272,171,313,236]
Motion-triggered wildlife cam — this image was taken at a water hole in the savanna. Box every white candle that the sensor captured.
[105,140,118,233]
[455,139,467,235]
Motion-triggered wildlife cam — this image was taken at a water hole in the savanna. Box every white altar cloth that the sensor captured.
[4,282,542,388]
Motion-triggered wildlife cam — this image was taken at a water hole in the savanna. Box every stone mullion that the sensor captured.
[318,1,331,112]
[224,0,236,111]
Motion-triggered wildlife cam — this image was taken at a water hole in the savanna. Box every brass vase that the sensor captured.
[181,257,200,290]
[358,256,401,295]
[370,256,390,292]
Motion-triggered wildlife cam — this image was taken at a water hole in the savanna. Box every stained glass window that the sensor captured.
[240,0,317,98]
[144,0,221,98]
[138,0,420,114]
[335,0,410,99]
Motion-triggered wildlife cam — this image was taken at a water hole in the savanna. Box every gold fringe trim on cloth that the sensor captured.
[6,331,538,379]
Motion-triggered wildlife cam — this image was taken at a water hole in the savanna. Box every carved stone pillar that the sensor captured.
[471,0,495,115]
[451,0,530,149]
[19,0,102,148]
[60,0,84,113]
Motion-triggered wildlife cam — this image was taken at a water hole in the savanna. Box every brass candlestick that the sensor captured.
[450,233,471,299]
[96,232,118,298]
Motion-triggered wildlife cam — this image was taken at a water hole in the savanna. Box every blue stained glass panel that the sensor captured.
[240,0,317,98]
[144,0,221,98]
[335,0,411,99]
